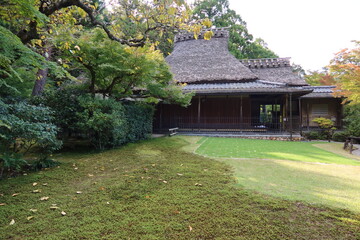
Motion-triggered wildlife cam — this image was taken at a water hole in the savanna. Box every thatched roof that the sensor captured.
[166,28,258,84]
[183,81,312,95]
[300,86,338,98]
[240,58,308,86]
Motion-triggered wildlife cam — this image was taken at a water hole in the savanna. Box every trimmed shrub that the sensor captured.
[332,131,349,142]
[76,96,127,150]
[124,103,154,143]
[35,89,155,150]
[302,131,327,141]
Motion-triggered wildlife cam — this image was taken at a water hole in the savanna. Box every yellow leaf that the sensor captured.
[202,18,212,28]
[168,7,176,15]
[189,225,193,231]
[203,31,214,40]
[9,219,15,225]
[27,216,34,221]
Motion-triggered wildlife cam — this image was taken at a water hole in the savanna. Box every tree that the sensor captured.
[55,28,193,105]
[329,41,360,104]
[0,26,70,98]
[192,0,278,59]
[305,69,336,86]
[1,0,208,96]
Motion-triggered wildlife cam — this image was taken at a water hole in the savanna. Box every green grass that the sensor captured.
[196,137,360,165]
[193,137,360,212]
[0,137,360,239]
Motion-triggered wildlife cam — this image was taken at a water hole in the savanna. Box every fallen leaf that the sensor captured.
[29,209,37,212]
[50,206,59,210]
[40,196,49,201]
[195,183,202,186]
[106,202,110,205]
[163,181,168,184]
[88,174,94,177]
[145,196,151,199]
[9,219,15,225]
[61,211,66,216]
[42,183,48,186]
[74,167,78,170]
[173,210,180,214]
[0,203,6,206]
[32,189,41,193]
[12,193,19,197]
[189,225,193,231]
[32,182,38,186]
[27,216,34,221]
[177,173,183,176]
[99,187,105,191]
[76,191,82,194]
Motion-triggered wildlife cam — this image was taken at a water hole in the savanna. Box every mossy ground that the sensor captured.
[0,137,359,239]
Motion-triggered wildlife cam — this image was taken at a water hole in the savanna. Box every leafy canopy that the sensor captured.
[192,0,278,59]
[329,41,360,104]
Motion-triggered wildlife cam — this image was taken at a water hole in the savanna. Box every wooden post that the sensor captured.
[306,102,310,131]
[240,95,243,129]
[299,98,302,135]
[197,96,201,132]
[289,93,293,140]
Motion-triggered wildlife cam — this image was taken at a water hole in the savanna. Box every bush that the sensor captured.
[0,99,62,177]
[302,131,327,141]
[124,103,154,143]
[312,117,336,142]
[35,88,155,150]
[77,96,127,150]
[344,104,360,137]
[332,131,349,142]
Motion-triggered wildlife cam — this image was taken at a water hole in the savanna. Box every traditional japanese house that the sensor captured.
[153,28,343,134]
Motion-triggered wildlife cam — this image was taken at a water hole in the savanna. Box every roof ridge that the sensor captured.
[240,58,291,68]
[174,27,230,43]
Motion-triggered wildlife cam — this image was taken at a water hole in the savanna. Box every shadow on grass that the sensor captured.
[222,158,360,212]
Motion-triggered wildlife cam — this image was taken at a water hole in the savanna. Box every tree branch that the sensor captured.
[19,0,154,47]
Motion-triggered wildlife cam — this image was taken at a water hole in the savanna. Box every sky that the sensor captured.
[227,0,360,71]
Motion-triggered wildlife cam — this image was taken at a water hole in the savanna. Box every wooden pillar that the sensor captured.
[197,95,201,131]
[240,95,243,129]
[289,93,293,141]
[299,98,302,135]
[306,101,310,131]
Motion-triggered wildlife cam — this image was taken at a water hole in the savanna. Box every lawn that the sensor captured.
[196,137,360,165]
[194,137,360,212]
[1,137,359,239]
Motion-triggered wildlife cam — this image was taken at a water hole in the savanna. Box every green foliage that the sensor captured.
[192,0,278,59]
[332,131,349,142]
[313,117,336,142]
[124,103,154,143]
[76,96,127,150]
[302,131,328,141]
[31,87,87,134]
[305,70,336,86]
[0,26,70,97]
[343,104,360,137]
[34,88,155,150]
[329,41,360,104]
[0,99,62,177]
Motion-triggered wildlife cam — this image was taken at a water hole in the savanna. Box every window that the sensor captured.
[312,104,328,115]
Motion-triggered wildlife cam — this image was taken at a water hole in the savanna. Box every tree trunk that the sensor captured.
[32,45,52,96]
